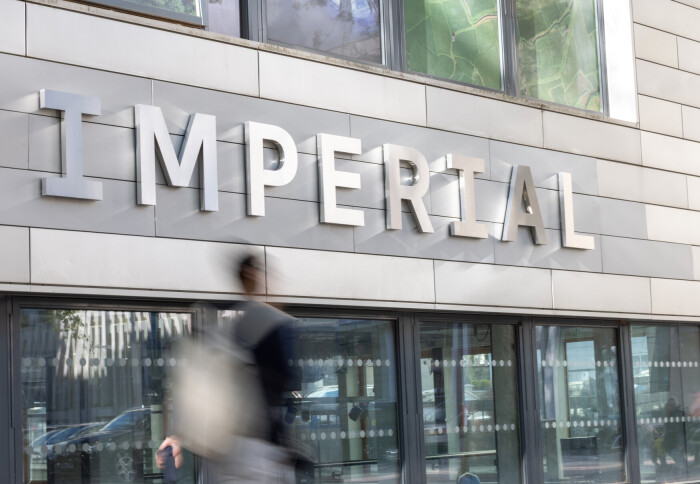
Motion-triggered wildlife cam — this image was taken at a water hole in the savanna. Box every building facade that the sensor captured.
[1,0,700,483]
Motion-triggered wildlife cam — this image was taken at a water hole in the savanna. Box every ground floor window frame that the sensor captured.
[5,296,700,484]
[7,297,202,484]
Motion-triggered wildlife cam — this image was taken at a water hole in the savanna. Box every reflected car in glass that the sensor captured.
[48,408,156,483]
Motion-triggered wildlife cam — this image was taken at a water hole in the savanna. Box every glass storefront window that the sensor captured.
[515,0,602,111]
[282,317,400,483]
[419,322,521,484]
[632,325,700,483]
[266,0,384,64]
[535,326,624,483]
[28,305,700,484]
[404,0,502,90]
[21,308,194,484]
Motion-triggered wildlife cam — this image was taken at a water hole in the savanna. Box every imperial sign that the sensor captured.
[39,89,594,251]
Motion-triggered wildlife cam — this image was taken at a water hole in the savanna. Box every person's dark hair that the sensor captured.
[238,254,263,293]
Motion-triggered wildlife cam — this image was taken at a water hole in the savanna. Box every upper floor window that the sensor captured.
[81,0,636,121]
[265,0,385,65]
[516,0,601,111]
[404,0,502,90]
[404,0,604,112]
[207,0,241,37]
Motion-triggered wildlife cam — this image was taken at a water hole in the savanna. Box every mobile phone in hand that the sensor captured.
[156,445,178,484]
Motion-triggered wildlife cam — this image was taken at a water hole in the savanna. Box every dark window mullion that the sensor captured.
[387,0,406,72]
[397,313,425,484]
[240,0,263,42]
[619,324,641,484]
[594,0,610,116]
[238,0,250,40]
[500,0,519,97]
[520,318,544,484]
[11,297,22,484]
[1,297,13,484]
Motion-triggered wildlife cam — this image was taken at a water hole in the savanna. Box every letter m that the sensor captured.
[135,105,218,211]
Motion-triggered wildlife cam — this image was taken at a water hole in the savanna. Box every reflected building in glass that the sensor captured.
[21,310,194,484]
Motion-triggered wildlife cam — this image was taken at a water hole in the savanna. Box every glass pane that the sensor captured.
[536,326,624,483]
[21,309,194,484]
[404,0,502,89]
[419,322,521,484]
[266,0,383,64]
[516,0,601,111]
[633,325,700,483]
[120,0,200,17]
[283,318,400,483]
[207,0,240,37]
[679,326,700,482]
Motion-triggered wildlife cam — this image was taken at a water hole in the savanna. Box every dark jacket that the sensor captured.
[234,301,299,444]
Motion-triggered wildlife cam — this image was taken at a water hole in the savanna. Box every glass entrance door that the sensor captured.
[281,317,401,484]
[417,320,521,484]
[535,325,626,484]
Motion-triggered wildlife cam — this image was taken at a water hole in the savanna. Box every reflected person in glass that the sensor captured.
[654,397,685,477]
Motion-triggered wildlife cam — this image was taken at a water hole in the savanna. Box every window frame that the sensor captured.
[254,0,395,68]
[625,321,700,484]
[69,0,633,121]
[399,0,512,95]
[9,296,204,484]
[526,320,632,483]
[234,0,622,117]
[287,306,409,484]
[252,0,635,120]
[397,0,610,115]
[13,298,700,484]
[509,0,610,114]
[413,313,526,484]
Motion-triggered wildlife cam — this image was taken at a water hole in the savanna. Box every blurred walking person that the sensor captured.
[157,254,299,484]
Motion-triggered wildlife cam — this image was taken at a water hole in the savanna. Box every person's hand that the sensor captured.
[156,436,183,469]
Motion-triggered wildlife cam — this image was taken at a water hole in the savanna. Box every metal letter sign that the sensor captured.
[383,144,434,233]
[35,90,594,251]
[559,172,595,249]
[502,165,547,244]
[245,122,298,217]
[135,105,219,211]
[39,90,103,200]
[317,134,364,226]
[446,154,488,239]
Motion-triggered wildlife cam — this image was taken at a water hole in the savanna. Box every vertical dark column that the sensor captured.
[431,345,446,465]
[240,0,263,42]
[619,325,640,484]
[520,320,544,484]
[145,312,159,407]
[500,0,520,96]
[397,313,424,484]
[0,297,12,484]
[594,0,610,115]
[492,324,520,483]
